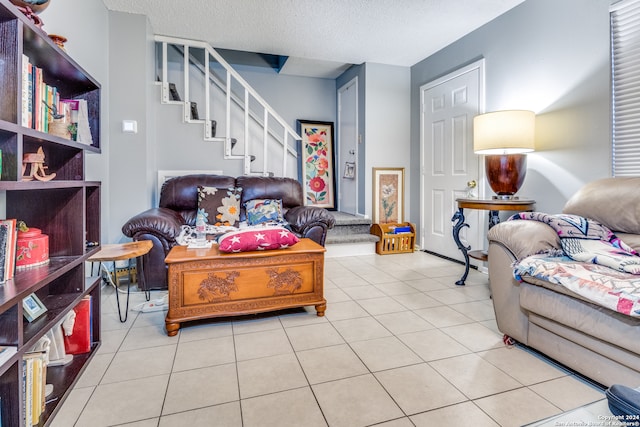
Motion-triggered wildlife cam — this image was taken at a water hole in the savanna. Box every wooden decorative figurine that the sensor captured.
[22,146,56,181]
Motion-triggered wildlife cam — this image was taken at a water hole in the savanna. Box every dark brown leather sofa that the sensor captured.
[122,174,335,290]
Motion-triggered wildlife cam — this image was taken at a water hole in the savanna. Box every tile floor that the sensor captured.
[51,251,609,427]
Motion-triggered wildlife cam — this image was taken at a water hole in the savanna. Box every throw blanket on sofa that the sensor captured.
[509,213,640,317]
[509,212,640,274]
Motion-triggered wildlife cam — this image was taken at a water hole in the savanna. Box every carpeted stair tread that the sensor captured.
[325,233,379,244]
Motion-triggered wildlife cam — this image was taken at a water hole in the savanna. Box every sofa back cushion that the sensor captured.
[562,177,640,234]
[160,175,237,224]
[236,176,304,221]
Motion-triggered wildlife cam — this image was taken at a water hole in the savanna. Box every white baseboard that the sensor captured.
[325,242,376,258]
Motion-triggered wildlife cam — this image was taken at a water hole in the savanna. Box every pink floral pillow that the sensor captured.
[217,226,299,253]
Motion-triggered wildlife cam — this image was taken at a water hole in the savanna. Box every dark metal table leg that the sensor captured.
[452,208,470,286]
[488,210,500,229]
[113,260,131,322]
[138,255,151,301]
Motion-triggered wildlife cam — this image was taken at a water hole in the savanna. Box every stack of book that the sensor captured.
[0,219,17,284]
[22,350,47,427]
[21,55,92,143]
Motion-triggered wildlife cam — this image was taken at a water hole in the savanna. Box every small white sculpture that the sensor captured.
[45,310,76,367]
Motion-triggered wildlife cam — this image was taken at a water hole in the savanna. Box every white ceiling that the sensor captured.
[102,0,525,78]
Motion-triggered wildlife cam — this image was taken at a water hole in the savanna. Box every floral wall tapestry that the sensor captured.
[372,167,405,224]
[297,120,336,209]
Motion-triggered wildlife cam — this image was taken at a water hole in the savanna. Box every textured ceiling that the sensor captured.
[102,0,525,77]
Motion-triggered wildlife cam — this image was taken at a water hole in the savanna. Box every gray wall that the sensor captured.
[410,0,612,228]
[40,0,111,240]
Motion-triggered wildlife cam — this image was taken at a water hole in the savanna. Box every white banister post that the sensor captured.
[161,42,169,102]
[183,45,190,122]
[244,89,250,175]
[283,132,288,177]
[263,110,269,176]
[225,70,231,156]
[204,50,211,138]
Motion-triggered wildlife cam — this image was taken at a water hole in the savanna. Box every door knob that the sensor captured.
[467,180,477,189]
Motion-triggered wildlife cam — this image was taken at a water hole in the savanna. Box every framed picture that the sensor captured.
[297,120,336,209]
[23,293,47,322]
[343,162,356,179]
[372,167,405,224]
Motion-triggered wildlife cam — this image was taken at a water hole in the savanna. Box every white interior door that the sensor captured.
[420,60,484,261]
[338,78,358,215]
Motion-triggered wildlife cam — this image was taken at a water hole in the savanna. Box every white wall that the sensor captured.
[410,0,611,224]
[364,63,411,221]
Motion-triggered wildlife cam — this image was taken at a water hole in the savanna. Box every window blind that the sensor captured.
[611,0,640,176]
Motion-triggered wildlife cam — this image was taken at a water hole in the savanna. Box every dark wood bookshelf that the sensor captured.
[0,0,102,425]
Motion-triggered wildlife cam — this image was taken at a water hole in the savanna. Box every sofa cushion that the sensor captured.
[217,226,299,253]
[563,177,640,234]
[244,199,286,226]
[197,185,242,227]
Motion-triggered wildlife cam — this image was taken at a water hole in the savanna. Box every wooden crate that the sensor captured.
[370,222,416,255]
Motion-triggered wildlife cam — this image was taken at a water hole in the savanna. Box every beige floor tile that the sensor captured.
[237,353,307,399]
[279,307,329,328]
[403,277,449,292]
[350,336,422,371]
[428,288,476,305]
[374,281,423,296]
[450,300,496,321]
[392,292,441,310]
[479,347,567,385]
[285,322,345,351]
[474,387,562,427]
[75,352,114,388]
[441,322,504,352]
[398,329,471,362]
[331,316,392,342]
[297,344,368,384]
[173,335,235,371]
[410,401,499,427]
[177,319,233,342]
[414,305,474,328]
[331,274,371,288]
[342,285,387,300]
[360,271,398,284]
[117,419,159,427]
[419,265,466,278]
[234,328,293,361]
[158,402,242,427]
[49,386,94,427]
[97,328,128,354]
[387,269,428,281]
[162,364,238,415]
[101,344,176,384]
[323,300,370,321]
[231,313,283,334]
[242,387,327,427]
[312,374,404,427]
[357,296,408,315]
[375,311,435,335]
[76,375,168,427]
[131,308,168,329]
[375,363,467,414]
[324,287,353,303]
[529,376,605,411]
[120,324,178,351]
[430,353,523,399]
[374,418,415,427]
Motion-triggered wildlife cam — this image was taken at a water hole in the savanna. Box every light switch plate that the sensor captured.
[122,120,138,133]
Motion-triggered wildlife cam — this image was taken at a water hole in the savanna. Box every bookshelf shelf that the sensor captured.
[0,0,102,425]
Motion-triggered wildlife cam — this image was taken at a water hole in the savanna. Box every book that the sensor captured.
[75,99,93,145]
[0,219,16,284]
[21,54,30,127]
[0,346,17,367]
[64,296,92,354]
[23,351,46,426]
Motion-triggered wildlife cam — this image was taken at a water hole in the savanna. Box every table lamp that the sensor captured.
[473,110,535,199]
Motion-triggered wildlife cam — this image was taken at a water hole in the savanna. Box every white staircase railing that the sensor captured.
[155,35,300,177]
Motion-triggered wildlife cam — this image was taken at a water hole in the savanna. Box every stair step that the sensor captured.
[325,233,379,245]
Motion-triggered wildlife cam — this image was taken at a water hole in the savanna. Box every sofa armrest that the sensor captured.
[122,207,185,243]
[487,220,560,261]
[285,206,335,246]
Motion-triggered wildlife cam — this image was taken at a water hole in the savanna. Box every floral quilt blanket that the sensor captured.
[509,212,640,317]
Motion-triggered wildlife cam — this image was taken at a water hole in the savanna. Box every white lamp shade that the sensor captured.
[473,110,535,154]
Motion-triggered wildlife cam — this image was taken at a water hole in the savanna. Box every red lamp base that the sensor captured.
[485,154,527,199]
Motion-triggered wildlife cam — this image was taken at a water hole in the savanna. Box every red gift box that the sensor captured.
[64,296,92,355]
